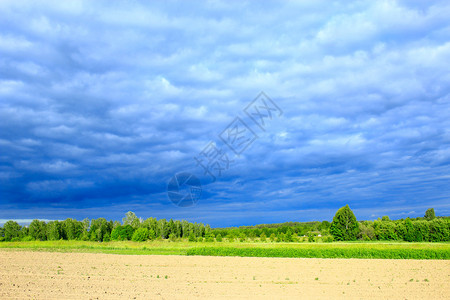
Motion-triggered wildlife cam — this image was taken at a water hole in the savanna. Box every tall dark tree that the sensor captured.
[330,205,359,241]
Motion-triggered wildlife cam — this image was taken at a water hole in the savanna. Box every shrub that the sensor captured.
[205,232,215,242]
[323,235,334,243]
[260,233,266,242]
[188,232,196,242]
[269,233,276,242]
[21,236,34,242]
[216,234,223,242]
[238,233,246,242]
[307,233,315,243]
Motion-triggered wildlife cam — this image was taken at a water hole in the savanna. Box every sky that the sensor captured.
[1,0,449,227]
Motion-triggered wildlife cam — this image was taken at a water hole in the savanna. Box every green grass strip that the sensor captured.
[1,241,449,259]
[186,246,450,259]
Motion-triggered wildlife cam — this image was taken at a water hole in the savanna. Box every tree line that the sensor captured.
[0,212,211,242]
[330,206,449,242]
[0,207,448,243]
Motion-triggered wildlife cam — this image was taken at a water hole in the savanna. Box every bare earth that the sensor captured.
[0,250,449,299]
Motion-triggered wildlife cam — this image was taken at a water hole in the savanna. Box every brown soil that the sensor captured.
[0,250,448,299]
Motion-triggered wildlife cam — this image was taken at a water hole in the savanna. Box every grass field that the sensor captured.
[1,240,449,259]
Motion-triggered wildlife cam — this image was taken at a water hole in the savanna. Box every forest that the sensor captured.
[1,207,449,243]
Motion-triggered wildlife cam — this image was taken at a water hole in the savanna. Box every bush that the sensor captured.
[269,233,276,242]
[307,233,315,243]
[21,236,34,242]
[361,234,371,241]
[132,228,149,242]
[238,233,246,242]
[322,235,334,242]
[205,232,215,242]
[188,232,196,242]
[226,234,235,242]
[216,234,223,242]
[259,233,266,242]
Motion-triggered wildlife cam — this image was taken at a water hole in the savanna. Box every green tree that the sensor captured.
[330,205,359,241]
[319,221,331,234]
[61,218,83,240]
[148,228,156,240]
[29,219,47,241]
[169,233,177,242]
[132,228,149,242]
[89,218,111,242]
[429,219,449,242]
[3,221,21,241]
[374,220,397,240]
[357,222,375,240]
[403,218,415,242]
[285,229,294,242]
[111,225,134,241]
[158,219,169,239]
[174,220,182,238]
[122,211,140,228]
[424,208,435,221]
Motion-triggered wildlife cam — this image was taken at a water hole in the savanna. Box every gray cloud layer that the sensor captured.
[1,0,449,226]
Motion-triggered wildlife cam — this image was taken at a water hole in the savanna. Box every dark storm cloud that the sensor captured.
[1,0,449,226]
